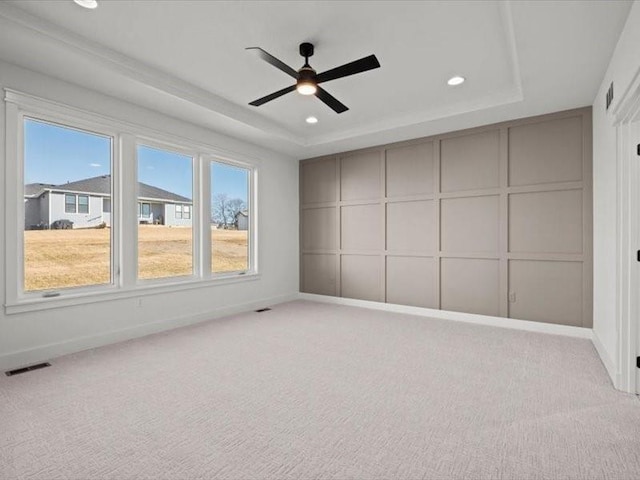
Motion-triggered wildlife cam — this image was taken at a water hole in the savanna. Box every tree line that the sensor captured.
[211,193,246,227]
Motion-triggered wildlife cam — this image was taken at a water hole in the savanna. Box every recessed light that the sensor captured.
[73,0,98,9]
[306,116,318,124]
[447,76,465,86]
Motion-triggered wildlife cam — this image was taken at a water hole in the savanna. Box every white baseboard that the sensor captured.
[591,330,620,388]
[298,293,593,339]
[0,292,297,372]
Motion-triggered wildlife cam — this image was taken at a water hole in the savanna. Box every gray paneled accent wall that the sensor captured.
[299,108,592,328]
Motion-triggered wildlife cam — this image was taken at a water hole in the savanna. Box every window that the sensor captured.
[78,195,89,214]
[211,161,250,273]
[65,194,76,213]
[138,202,151,218]
[137,144,193,280]
[23,117,112,292]
[175,204,190,220]
[7,91,256,310]
[64,194,89,214]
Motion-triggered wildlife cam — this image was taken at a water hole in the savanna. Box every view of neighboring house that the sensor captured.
[235,210,248,231]
[24,175,192,229]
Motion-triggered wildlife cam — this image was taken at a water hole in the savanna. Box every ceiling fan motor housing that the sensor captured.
[298,66,316,83]
[296,66,317,94]
[299,42,314,60]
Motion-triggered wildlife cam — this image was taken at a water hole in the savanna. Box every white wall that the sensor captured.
[40,193,49,226]
[0,60,299,370]
[24,197,40,228]
[164,203,192,227]
[592,0,640,384]
[48,192,104,228]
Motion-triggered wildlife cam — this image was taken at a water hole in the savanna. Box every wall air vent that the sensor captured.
[5,362,51,376]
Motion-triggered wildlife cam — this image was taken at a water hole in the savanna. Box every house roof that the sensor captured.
[24,183,56,198]
[25,175,191,203]
[235,210,248,218]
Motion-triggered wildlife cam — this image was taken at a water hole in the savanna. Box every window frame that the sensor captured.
[13,111,118,301]
[135,139,198,285]
[5,89,260,314]
[209,158,255,276]
[138,202,151,219]
[77,194,89,214]
[175,204,183,219]
[64,194,90,214]
[65,194,77,213]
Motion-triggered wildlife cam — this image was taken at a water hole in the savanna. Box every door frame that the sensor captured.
[611,67,640,394]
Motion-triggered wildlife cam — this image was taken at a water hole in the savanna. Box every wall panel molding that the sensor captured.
[300,107,593,328]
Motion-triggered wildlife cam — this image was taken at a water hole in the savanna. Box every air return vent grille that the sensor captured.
[605,82,614,110]
[5,362,51,376]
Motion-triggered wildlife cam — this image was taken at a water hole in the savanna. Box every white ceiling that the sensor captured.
[0,0,633,159]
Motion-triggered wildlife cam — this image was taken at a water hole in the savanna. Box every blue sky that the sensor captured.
[24,119,248,202]
[210,162,249,204]
[24,118,111,184]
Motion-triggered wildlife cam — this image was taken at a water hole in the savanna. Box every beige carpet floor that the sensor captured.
[1,300,639,480]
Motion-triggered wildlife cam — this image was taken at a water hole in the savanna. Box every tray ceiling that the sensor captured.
[0,0,632,158]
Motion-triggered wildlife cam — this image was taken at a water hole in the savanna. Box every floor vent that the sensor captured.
[5,362,51,377]
[255,307,272,313]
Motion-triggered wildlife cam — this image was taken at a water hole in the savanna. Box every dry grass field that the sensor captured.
[24,226,248,291]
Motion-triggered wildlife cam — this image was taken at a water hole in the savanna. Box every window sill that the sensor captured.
[4,272,261,315]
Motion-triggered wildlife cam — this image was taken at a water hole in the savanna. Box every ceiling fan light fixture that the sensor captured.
[73,0,98,9]
[447,75,465,86]
[296,66,318,95]
[297,82,317,95]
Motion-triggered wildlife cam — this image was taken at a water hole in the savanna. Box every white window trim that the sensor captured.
[4,89,260,314]
[10,108,119,304]
[138,202,151,219]
[135,138,199,285]
[77,194,89,214]
[64,193,77,213]
[63,193,90,214]
[207,156,257,276]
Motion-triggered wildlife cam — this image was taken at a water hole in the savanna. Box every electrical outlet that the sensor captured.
[508,292,516,303]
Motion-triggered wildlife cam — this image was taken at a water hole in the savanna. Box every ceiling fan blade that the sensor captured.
[246,47,299,79]
[315,86,348,114]
[316,54,380,84]
[249,85,296,106]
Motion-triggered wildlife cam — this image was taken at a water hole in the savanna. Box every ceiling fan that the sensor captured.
[246,42,380,114]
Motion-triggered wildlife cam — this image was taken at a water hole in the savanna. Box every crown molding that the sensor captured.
[4,88,269,167]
